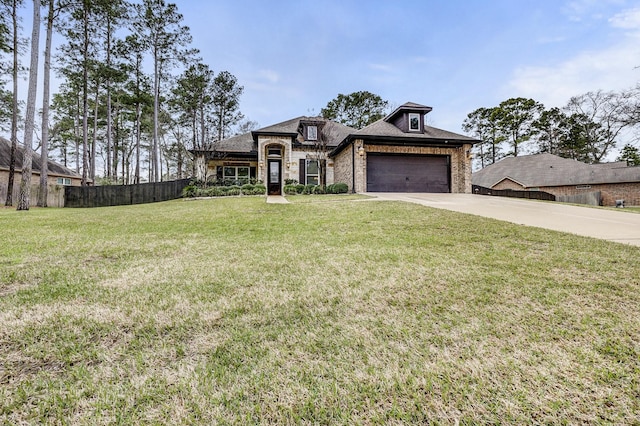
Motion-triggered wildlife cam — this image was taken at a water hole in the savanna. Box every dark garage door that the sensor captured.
[366,154,450,192]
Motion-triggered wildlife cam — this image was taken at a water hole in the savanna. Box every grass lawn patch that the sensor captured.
[1,197,639,424]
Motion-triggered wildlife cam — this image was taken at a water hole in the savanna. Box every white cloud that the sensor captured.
[609,7,640,29]
[368,63,394,72]
[257,69,280,84]
[507,18,640,107]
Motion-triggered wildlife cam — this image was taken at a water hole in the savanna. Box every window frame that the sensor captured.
[307,125,318,141]
[408,113,421,132]
[57,177,72,186]
[223,166,251,183]
[305,159,319,185]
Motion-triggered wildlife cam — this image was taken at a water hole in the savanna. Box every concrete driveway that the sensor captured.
[367,193,640,247]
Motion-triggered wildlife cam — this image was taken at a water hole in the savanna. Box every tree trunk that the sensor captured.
[17,0,40,211]
[5,0,19,206]
[152,50,160,182]
[81,5,90,187]
[91,80,99,181]
[38,0,54,207]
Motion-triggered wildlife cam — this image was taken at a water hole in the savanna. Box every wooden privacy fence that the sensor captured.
[472,185,556,201]
[65,179,191,208]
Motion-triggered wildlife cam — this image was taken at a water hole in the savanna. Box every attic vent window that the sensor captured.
[409,113,420,131]
[576,185,591,190]
[307,125,318,141]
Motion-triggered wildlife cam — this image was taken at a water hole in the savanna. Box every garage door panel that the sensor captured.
[367,154,449,193]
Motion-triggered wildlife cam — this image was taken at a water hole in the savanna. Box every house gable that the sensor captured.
[385,102,433,133]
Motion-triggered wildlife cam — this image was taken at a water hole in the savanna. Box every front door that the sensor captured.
[268,159,281,195]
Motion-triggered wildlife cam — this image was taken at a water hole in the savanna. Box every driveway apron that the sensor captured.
[367,193,640,247]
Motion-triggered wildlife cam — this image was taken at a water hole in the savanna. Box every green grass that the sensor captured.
[1,196,639,424]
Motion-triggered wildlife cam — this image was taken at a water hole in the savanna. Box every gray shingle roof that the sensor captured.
[385,102,433,122]
[0,137,80,178]
[472,153,640,188]
[255,116,355,147]
[201,116,357,154]
[209,132,257,153]
[354,119,478,142]
[253,116,302,136]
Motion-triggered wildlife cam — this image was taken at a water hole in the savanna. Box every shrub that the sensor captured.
[313,185,325,194]
[284,185,298,195]
[295,184,305,194]
[303,184,315,194]
[285,178,299,185]
[182,185,198,198]
[241,184,255,195]
[253,184,266,195]
[225,186,242,196]
[327,182,349,194]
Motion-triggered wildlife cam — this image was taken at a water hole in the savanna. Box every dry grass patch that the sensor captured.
[1,197,639,424]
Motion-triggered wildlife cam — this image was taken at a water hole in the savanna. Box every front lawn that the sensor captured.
[1,197,639,424]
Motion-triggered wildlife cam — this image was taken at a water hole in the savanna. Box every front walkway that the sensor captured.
[367,193,640,247]
[266,195,289,204]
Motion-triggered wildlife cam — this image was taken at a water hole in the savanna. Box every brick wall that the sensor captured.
[493,179,523,190]
[491,178,640,206]
[333,145,354,192]
[0,171,74,207]
[541,183,640,206]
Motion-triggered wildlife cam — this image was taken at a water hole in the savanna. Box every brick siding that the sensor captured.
[493,178,640,206]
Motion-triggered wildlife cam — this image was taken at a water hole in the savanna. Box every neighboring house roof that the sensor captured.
[472,153,640,188]
[0,137,81,178]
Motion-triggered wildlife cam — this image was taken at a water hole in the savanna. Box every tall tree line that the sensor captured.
[1,0,245,209]
[464,88,640,169]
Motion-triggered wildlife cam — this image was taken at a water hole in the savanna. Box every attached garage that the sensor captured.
[366,154,450,193]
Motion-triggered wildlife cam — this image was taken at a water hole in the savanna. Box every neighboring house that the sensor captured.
[192,102,478,195]
[0,137,82,207]
[472,153,640,206]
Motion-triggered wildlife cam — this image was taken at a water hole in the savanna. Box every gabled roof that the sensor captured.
[191,102,479,157]
[0,137,80,178]
[252,116,302,137]
[472,153,640,188]
[254,116,355,147]
[194,116,357,154]
[354,119,478,142]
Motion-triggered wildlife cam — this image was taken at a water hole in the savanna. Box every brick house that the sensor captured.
[472,153,640,206]
[0,137,82,207]
[192,102,478,195]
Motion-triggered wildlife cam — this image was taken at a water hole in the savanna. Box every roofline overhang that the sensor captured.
[384,104,433,122]
[330,134,477,157]
[251,131,297,142]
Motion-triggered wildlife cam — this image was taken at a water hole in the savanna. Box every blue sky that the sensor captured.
[175,0,640,135]
[13,0,640,139]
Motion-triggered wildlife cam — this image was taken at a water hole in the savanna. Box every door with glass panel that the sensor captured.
[267,159,281,195]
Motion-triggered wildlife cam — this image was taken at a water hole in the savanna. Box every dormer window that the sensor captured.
[384,102,432,133]
[307,125,318,141]
[409,113,421,132]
